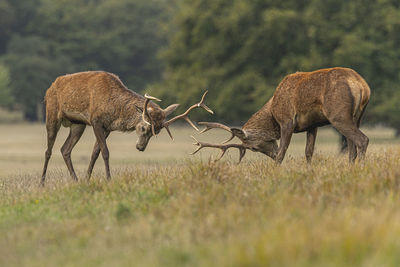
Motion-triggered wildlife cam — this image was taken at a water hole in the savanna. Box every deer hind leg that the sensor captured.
[61,124,86,181]
[86,130,110,180]
[347,139,357,163]
[92,122,111,180]
[340,134,348,154]
[305,128,317,163]
[352,106,368,161]
[330,120,368,162]
[41,119,61,186]
[276,120,295,164]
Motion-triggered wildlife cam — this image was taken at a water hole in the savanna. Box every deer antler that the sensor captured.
[163,91,214,139]
[190,136,246,163]
[198,122,235,144]
[143,93,161,136]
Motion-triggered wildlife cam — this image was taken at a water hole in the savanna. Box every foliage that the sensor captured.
[2,35,73,120]
[0,0,169,120]
[0,0,399,130]
[0,0,41,54]
[374,92,400,136]
[156,0,400,128]
[31,0,169,88]
[153,0,310,123]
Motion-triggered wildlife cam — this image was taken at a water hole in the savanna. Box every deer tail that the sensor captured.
[352,89,362,120]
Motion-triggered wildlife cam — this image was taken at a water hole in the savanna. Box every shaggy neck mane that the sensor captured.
[243,98,281,140]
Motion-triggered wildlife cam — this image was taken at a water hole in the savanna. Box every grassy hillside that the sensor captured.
[0,124,399,266]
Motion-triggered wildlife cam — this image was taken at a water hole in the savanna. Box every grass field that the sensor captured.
[0,123,399,266]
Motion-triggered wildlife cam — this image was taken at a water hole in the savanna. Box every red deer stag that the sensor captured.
[192,67,370,163]
[41,71,213,185]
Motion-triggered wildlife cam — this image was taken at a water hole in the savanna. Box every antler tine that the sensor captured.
[190,136,203,155]
[198,122,230,133]
[164,125,174,141]
[163,91,214,131]
[144,93,161,102]
[198,122,235,144]
[238,147,246,163]
[215,149,228,161]
[190,136,246,163]
[197,91,214,114]
[143,93,162,136]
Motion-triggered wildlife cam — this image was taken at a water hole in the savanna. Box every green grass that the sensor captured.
[0,124,399,266]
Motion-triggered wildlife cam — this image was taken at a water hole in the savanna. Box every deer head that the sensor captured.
[135,91,214,151]
[191,122,278,162]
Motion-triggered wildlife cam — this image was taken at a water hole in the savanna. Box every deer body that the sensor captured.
[46,71,163,131]
[195,67,370,163]
[42,71,212,185]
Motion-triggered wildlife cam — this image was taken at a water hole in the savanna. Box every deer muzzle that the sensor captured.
[136,136,151,151]
[136,144,145,151]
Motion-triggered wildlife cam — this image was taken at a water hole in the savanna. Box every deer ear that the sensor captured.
[231,127,247,141]
[163,104,180,117]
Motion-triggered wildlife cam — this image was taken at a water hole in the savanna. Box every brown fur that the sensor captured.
[41,71,180,185]
[46,71,164,131]
[201,67,370,163]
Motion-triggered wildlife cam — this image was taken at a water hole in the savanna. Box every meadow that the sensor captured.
[0,123,399,266]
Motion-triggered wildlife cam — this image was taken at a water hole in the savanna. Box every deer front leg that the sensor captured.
[86,131,110,180]
[61,124,86,181]
[92,123,111,180]
[305,128,317,163]
[275,120,295,164]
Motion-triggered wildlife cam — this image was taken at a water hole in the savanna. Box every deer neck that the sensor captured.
[107,92,146,132]
[243,98,281,140]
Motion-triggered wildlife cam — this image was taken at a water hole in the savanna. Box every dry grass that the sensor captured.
[0,124,399,266]
[0,123,397,177]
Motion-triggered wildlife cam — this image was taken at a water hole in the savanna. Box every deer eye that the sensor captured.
[141,126,145,132]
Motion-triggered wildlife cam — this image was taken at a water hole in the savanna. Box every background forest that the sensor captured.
[0,0,399,134]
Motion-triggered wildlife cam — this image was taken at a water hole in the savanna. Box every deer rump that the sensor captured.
[193,67,370,164]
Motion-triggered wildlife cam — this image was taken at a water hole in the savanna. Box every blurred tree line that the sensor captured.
[0,0,399,135]
[0,0,170,120]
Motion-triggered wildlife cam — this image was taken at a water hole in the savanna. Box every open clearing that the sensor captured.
[0,124,399,266]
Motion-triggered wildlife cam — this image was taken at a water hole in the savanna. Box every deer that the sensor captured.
[41,71,213,185]
[192,67,370,164]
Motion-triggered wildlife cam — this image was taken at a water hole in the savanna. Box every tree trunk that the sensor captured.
[395,127,400,138]
[24,105,38,121]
